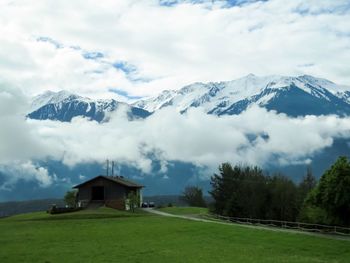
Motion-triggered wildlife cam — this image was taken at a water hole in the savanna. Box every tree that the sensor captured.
[181,186,206,207]
[210,163,269,218]
[209,163,235,215]
[210,163,302,221]
[64,190,77,207]
[297,166,317,217]
[308,156,350,226]
[127,191,139,212]
[266,174,298,221]
[298,166,317,201]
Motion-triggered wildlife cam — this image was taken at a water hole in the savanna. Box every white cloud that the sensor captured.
[25,106,350,176]
[0,0,349,99]
[0,161,56,189]
[1,85,350,187]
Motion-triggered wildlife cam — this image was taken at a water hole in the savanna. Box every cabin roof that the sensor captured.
[73,175,144,189]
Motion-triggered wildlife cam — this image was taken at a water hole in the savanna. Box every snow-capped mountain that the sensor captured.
[28,90,151,122]
[134,74,350,117]
[28,74,350,122]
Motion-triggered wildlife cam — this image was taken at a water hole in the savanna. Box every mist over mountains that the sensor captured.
[2,74,350,201]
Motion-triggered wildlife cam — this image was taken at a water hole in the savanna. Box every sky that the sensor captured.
[1,0,350,195]
[0,0,349,100]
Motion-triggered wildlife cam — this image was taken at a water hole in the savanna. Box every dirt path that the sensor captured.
[143,208,350,241]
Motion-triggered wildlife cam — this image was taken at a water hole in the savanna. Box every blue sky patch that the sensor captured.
[83,51,104,60]
[36,37,63,49]
[109,88,143,100]
[113,61,137,75]
[113,61,153,83]
[159,0,267,8]
[293,3,350,16]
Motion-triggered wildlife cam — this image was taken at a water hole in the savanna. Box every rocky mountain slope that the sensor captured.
[28,90,151,122]
[134,74,350,117]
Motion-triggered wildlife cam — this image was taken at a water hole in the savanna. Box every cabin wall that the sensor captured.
[77,178,128,209]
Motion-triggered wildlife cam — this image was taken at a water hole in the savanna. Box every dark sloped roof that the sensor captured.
[73,175,144,189]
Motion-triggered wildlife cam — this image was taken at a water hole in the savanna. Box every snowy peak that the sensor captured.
[28,90,151,122]
[134,74,350,117]
[31,90,84,112]
[28,74,350,122]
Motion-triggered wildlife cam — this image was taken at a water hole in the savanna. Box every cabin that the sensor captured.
[73,175,144,210]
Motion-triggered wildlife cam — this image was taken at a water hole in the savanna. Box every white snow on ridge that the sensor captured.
[31,90,90,112]
[134,74,350,114]
[31,74,350,117]
[31,90,138,115]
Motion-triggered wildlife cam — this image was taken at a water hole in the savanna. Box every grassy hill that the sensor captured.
[0,207,349,263]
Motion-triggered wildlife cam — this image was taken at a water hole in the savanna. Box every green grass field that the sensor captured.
[0,207,349,263]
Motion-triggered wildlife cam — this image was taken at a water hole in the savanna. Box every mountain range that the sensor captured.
[134,74,350,117]
[28,74,350,121]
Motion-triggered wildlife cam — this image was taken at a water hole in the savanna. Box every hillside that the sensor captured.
[0,207,349,262]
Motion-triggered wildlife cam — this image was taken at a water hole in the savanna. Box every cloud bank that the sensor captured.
[2,87,350,188]
[34,106,350,170]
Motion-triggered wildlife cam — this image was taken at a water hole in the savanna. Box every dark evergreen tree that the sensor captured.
[210,163,269,218]
[297,166,317,215]
[266,174,298,221]
[299,166,317,197]
[210,163,300,221]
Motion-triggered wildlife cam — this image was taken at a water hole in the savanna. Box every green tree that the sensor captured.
[210,163,269,218]
[210,163,302,221]
[298,166,317,203]
[127,191,139,212]
[297,166,317,219]
[64,190,77,207]
[181,186,206,207]
[266,174,298,221]
[308,156,350,226]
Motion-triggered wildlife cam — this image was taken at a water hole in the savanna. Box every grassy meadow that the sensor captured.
[0,207,349,263]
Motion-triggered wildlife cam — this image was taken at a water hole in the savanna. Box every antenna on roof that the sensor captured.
[111,161,114,177]
[106,159,109,176]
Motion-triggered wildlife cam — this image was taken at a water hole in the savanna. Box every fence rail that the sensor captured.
[206,214,350,236]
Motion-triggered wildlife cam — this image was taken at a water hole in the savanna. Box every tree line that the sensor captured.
[181,156,350,227]
[209,156,350,227]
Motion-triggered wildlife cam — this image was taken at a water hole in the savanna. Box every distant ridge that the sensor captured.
[134,74,350,117]
[0,198,64,217]
[28,90,151,122]
[27,74,350,121]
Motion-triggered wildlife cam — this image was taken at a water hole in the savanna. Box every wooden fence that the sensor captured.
[206,214,350,236]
